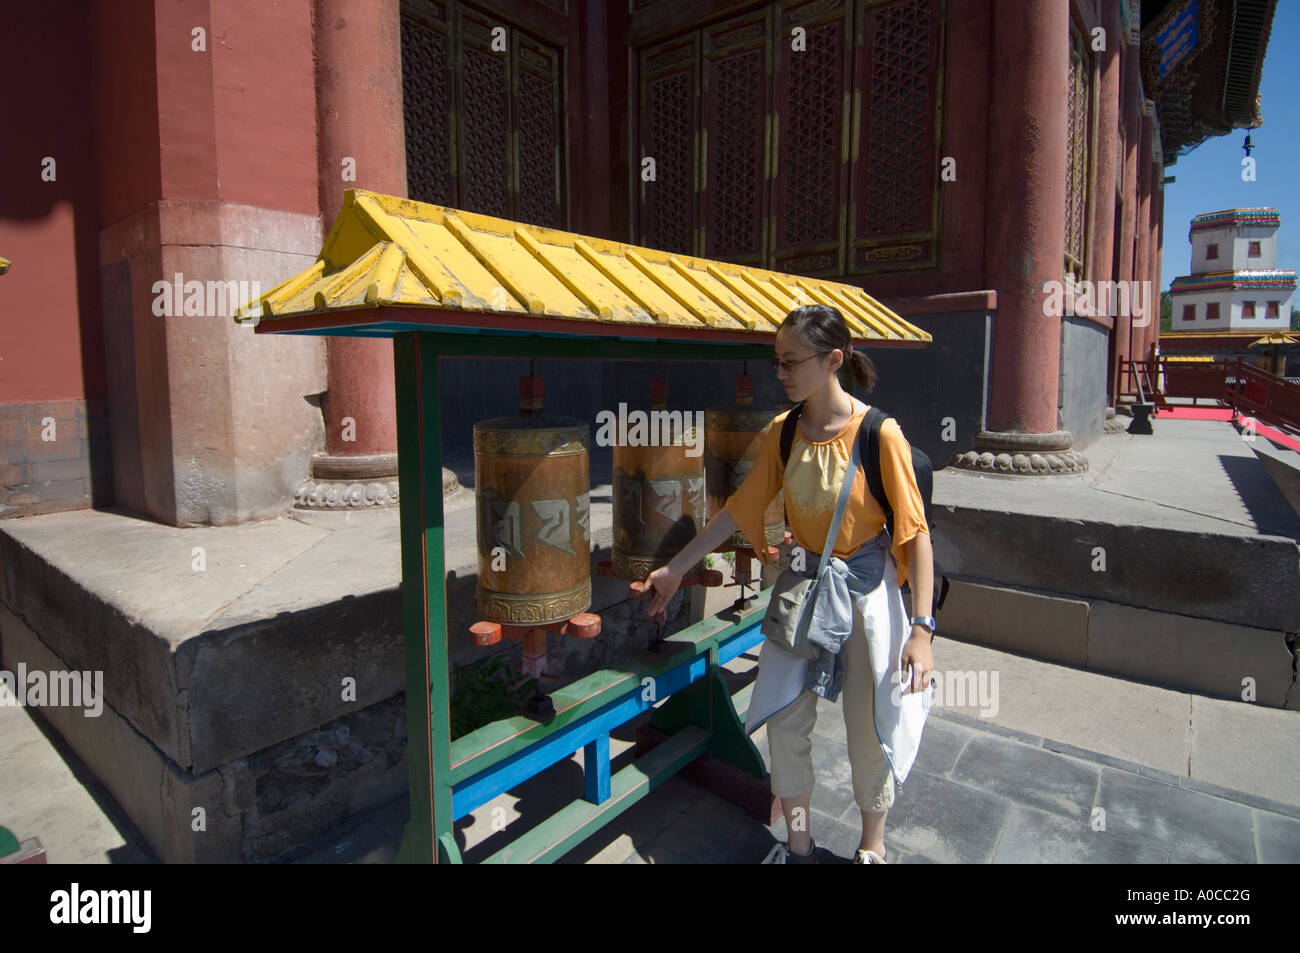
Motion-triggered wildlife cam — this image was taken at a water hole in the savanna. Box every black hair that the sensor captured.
[780,304,876,392]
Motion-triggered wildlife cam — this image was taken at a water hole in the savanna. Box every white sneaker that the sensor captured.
[853,847,887,864]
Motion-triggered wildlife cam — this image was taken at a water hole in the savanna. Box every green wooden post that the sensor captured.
[649,651,766,780]
[393,333,459,864]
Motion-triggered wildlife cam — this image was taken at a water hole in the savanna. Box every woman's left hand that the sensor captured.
[899,627,935,695]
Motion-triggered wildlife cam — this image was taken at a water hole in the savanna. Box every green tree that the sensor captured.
[1291,307,1299,331]
[1160,291,1172,332]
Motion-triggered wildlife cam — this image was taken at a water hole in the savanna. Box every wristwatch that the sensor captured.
[910,615,937,638]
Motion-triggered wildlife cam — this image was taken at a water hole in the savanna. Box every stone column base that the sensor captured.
[294,453,401,509]
[1103,407,1129,434]
[947,430,1089,475]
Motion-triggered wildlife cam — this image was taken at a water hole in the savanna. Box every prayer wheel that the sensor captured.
[474,377,592,626]
[611,379,706,581]
[705,374,785,551]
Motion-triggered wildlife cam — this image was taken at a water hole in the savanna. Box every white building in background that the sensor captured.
[1169,208,1295,331]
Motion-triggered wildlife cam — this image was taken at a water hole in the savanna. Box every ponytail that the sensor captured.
[782,304,878,394]
[846,349,876,392]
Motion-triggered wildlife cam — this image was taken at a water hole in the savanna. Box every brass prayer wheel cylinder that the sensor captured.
[473,413,592,626]
[611,433,706,581]
[705,383,785,551]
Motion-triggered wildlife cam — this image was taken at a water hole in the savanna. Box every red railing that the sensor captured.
[1222,359,1300,437]
[1116,357,1300,436]
[1116,359,1172,410]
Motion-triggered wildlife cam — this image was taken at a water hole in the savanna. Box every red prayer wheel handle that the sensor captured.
[479,613,602,642]
[563,612,602,640]
[470,621,502,647]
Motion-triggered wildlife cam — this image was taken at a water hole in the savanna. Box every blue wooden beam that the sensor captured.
[450,621,762,820]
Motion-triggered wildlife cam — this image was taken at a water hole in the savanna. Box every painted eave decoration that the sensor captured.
[1188,207,1280,232]
[234,190,930,346]
[1169,270,1298,292]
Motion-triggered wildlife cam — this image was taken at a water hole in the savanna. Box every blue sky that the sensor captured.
[1159,2,1300,290]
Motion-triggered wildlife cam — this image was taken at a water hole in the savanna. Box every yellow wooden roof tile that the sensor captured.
[235,189,931,346]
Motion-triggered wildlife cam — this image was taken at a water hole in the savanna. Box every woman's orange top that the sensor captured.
[723,400,930,589]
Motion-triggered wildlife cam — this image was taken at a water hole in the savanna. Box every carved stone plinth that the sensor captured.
[1103,407,1128,434]
[293,452,404,509]
[947,429,1089,475]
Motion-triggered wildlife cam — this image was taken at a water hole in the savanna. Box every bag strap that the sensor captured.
[779,402,804,467]
[857,408,892,537]
[816,418,861,577]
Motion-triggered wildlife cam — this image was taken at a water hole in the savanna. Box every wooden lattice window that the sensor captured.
[701,9,771,266]
[771,0,853,276]
[849,0,945,274]
[400,0,566,228]
[401,3,453,206]
[633,0,944,275]
[638,34,699,255]
[1064,21,1092,281]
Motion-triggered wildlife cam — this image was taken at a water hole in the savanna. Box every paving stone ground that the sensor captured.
[273,671,1300,865]
[7,634,1299,865]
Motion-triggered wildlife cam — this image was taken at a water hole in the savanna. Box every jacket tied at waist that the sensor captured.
[745,527,934,790]
[790,529,890,702]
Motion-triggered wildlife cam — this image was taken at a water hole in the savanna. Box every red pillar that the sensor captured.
[1133,112,1153,363]
[306,0,404,505]
[1151,167,1166,358]
[1091,1,1123,404]
[1089,1,1122,290]
[1114,35,1141,398]
[1152,181,1165,356]
[956,0,1087,474]
[983,0,1067,436]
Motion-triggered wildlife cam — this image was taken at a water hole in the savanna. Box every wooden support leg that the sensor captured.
[521,629,548,679]
[584,733,611,804]
[640,664,771,821]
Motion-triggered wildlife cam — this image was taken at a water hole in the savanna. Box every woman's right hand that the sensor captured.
[644,565,684,624]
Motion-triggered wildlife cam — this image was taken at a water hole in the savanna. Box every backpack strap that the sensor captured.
[857,407,893,539]
[779,402,804,467]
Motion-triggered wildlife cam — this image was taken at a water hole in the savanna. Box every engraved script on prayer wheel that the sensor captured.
[611,380,706,581]
[474,378,591,626]
[705,375,785,551]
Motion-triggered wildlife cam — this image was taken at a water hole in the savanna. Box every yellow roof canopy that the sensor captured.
[235,190,930,346]
[1249,332,1298,347]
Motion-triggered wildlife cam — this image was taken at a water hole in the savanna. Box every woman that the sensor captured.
[644,304,936,865]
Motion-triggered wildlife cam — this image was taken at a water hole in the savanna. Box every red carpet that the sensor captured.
[1156,405,1300,452]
